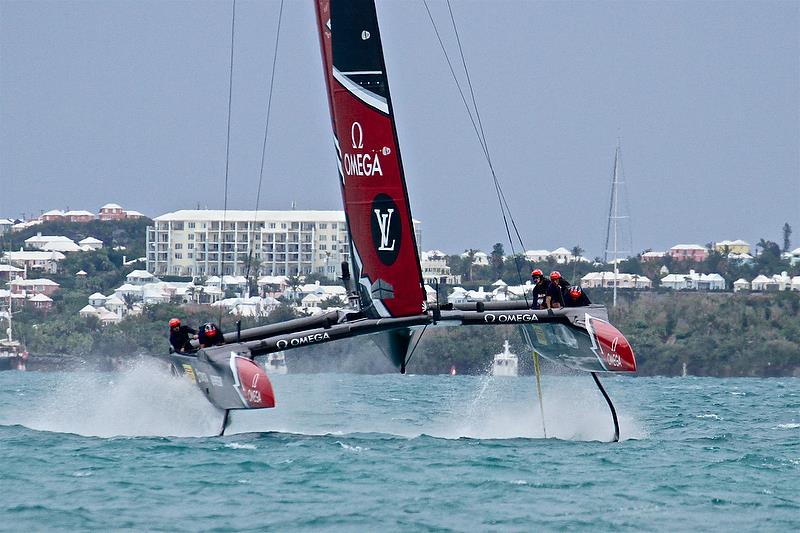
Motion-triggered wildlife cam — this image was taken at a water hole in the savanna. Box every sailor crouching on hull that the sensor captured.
[168,318,197,354]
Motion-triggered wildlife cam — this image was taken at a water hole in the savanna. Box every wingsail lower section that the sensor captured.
[315,0,425,319]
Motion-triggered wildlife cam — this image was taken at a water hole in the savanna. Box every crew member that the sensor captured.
[544,271,565,309]
[564,286,591,307]
[168,318,197,354]
[530,269,548,309]
[198,322,225,348]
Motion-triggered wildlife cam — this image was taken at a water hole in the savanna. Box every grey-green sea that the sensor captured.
[1,362,798,532]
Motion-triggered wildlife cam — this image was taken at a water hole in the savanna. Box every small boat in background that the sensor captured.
[0,308,27,371]
[492,340,518,377]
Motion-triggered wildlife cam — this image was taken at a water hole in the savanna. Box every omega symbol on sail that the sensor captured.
[343,121,383,177]
[371,194,402,265]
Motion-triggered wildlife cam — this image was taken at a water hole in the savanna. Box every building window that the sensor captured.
[319,223,327,229]
[187,243,194,249]
[188,234,194,241]
[319,244,327,250]
[175,243,182,250]
[175,253,182,259]
[188,222,195,229]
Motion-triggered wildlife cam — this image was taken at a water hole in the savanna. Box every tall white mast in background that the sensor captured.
[603,139,632,307]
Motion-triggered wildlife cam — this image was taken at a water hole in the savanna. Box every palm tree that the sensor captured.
[570,245,584,282]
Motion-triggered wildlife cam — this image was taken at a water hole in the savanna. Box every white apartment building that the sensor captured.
[146,210,422,279]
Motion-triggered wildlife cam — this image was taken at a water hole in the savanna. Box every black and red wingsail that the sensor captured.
[315,0,425,319]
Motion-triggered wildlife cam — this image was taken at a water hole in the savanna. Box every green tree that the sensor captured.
[783,222,792,253]
[490,243,505,280]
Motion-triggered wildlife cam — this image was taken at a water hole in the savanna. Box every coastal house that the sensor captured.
[2,250,66,273]
[24,234,76,251]
[98,203,126,221]
[580,272,652,290]
[549,247,573,264]
[0,264,25,283]
[64,210,96,223]
[792,276,800,291]
[27,293,53,311]
[660,270,725,291]
[420,251,461,285]
[641,251,666,262]
[0,218,13,235]
[713,240,751,255]
[751,275,779,292]
[126,270,159,286]
[40,209,65,222]
[459,251,489,266]
[88,292,107,307]
[124,210,146,219]
[78,237,103,250]
[669,244,708,262]
[9,278,60,297]
[447,286,468,305]
[788,247,800,266]
[733,278,750,292]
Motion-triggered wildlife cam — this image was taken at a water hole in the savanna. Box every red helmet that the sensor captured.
[569,286,582,298]
[531,269,543,277]
[169,318,180,328]
[550,271,561,281]
[204,323,218,336]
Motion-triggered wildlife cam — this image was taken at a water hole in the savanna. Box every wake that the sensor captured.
[15,358,222,438]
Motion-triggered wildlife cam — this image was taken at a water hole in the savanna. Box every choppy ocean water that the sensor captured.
[0,361,798,532]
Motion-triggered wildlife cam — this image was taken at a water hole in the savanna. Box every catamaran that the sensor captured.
[160,0,637,439]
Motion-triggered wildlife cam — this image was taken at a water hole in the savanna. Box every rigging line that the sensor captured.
[445,0,529,296]
[422,0,488,160]
[219,0,237,324]
[245,0,285,293]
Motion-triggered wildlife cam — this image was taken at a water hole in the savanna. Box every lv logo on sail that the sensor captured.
[374,208,396,251]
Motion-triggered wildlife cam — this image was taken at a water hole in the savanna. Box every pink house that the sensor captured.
[9,278,60,297]
[64,210,96,223]
[99,203,126,221]
[40,210,65,222]
[669,244,708,262]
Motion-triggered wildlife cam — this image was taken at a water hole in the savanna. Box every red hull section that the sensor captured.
[315,0,425,318]
[234,357,276,409]
[585,316,637,372]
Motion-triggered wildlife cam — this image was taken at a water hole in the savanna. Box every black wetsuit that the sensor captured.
[169,325,196,353]
[564,290,592,307]
[198,323,225,348]
[531,280,548,309]
[545,281,565,308]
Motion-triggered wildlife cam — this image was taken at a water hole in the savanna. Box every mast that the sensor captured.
[603,139,631,307]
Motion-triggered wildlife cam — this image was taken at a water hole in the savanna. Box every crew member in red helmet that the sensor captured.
[545,271,566,309]
[564,285,592,307]
[198,322,226,348]
[168,318,197,353]
[530,269,548,309]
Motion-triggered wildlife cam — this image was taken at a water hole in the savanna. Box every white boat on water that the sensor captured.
[492,340,518,377]
[266,351,288,375]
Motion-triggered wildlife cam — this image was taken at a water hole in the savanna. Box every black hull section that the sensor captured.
[157,344,275,410]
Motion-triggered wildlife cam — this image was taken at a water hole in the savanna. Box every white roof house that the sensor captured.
[751,275,778,292]
[101,203,123,210]
[78,237,103,250]
[661,270,725,291]
[79,304,100,318]
[88,292,107,306]
[126,270,158,285]
[581,272,652,289]
[550,247,573,264]
[2,250,66,273]
[41,240,83,253]
[24,234,77,251]
[733,278,750,292]
[791,276,800,291]
[524,249,551,262]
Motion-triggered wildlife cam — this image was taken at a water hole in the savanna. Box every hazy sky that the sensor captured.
[1,0,798,258]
